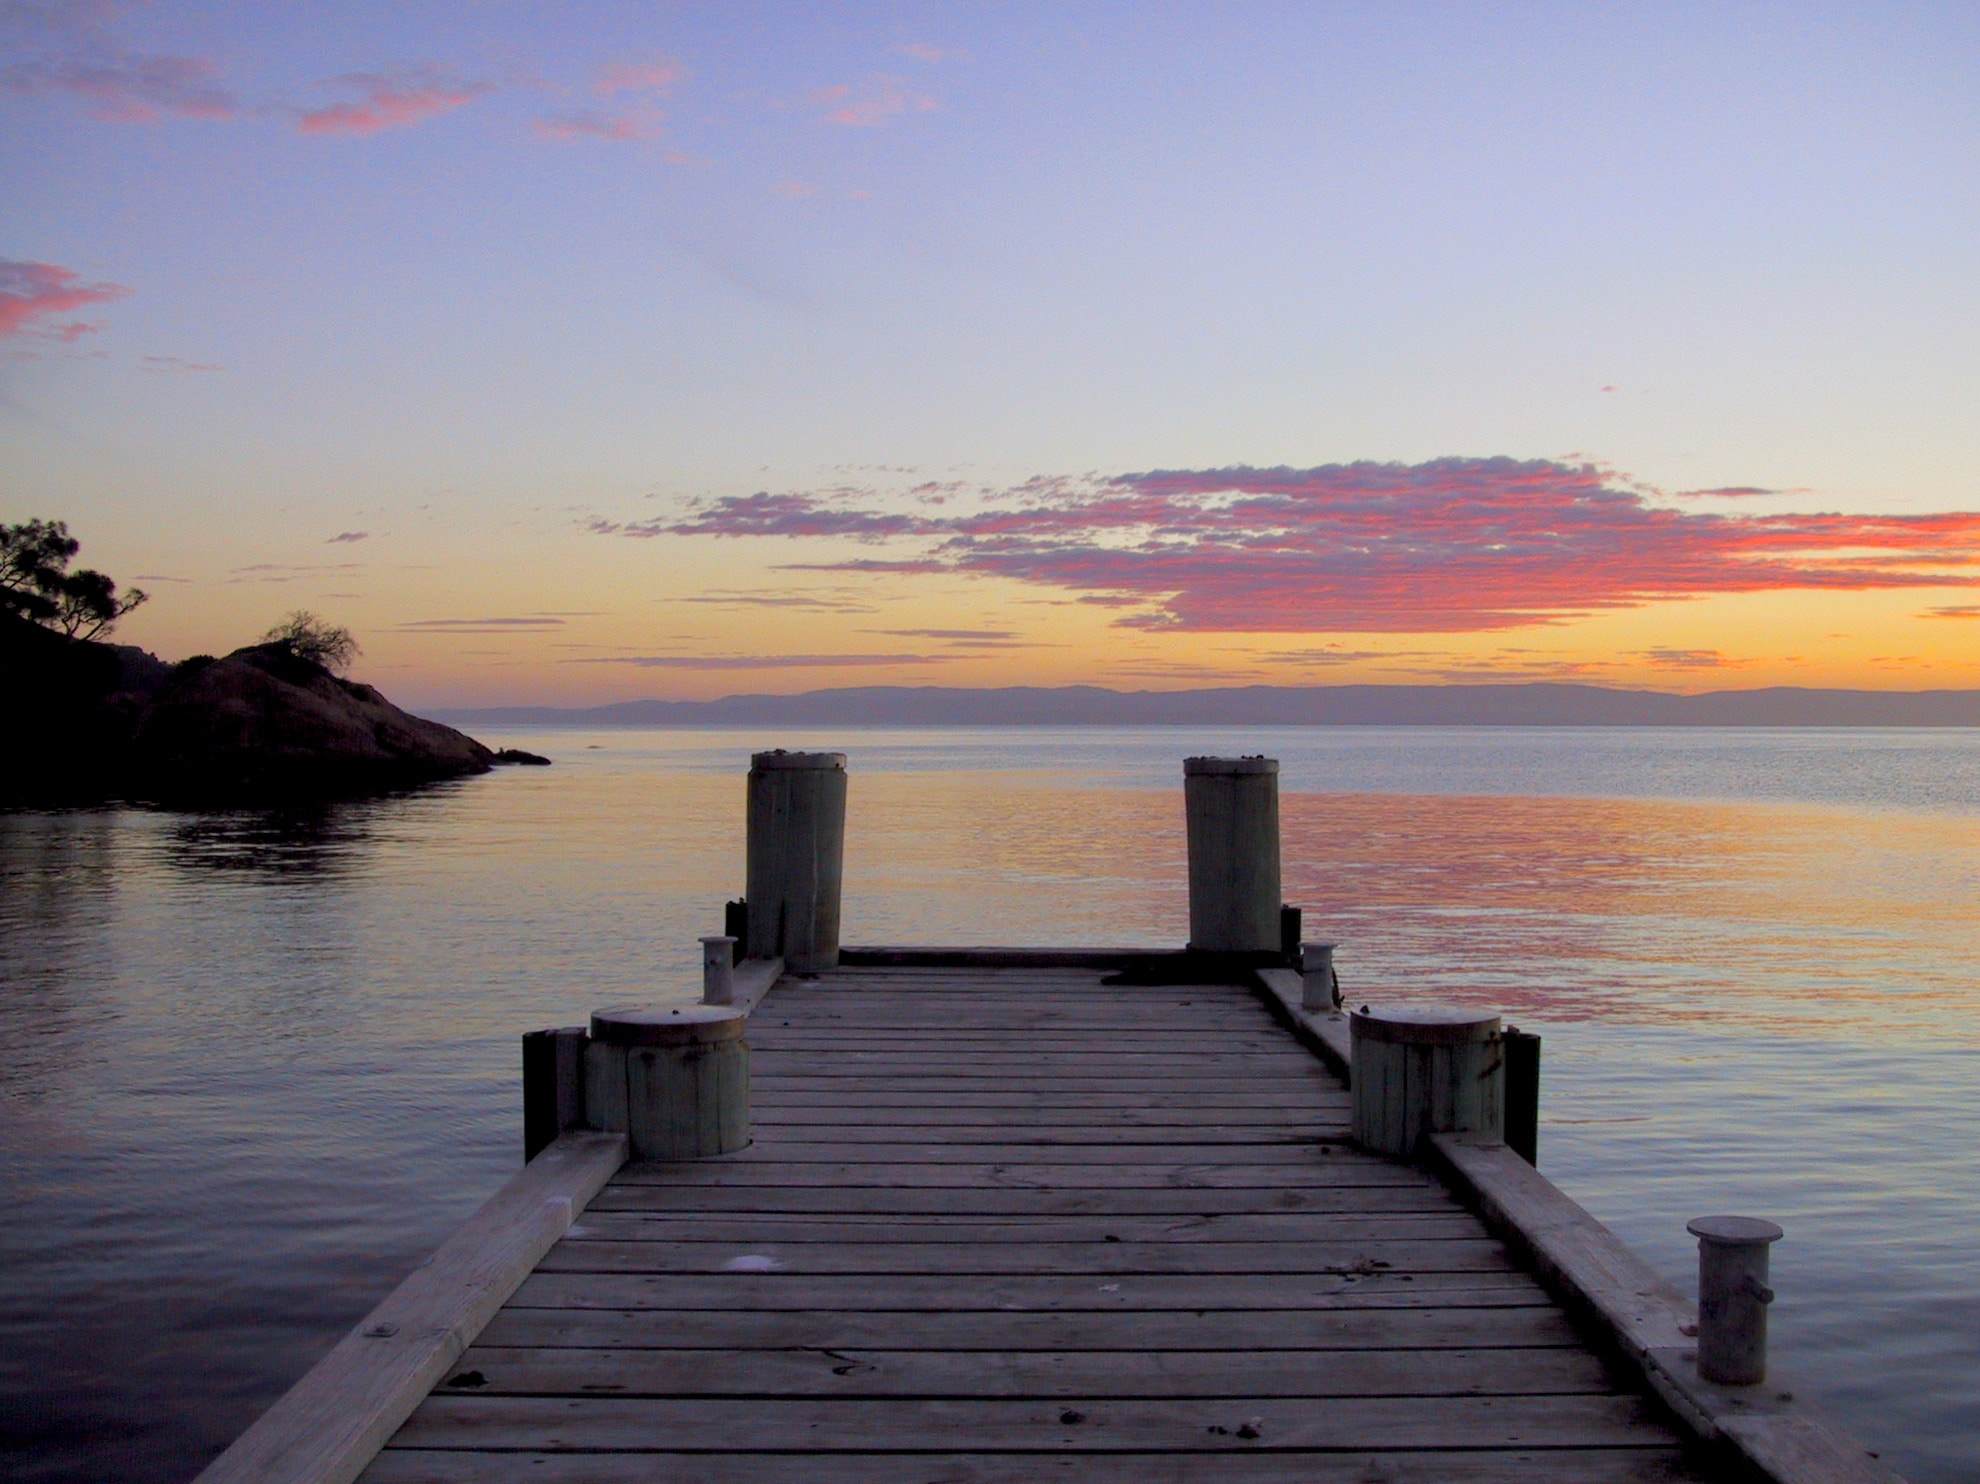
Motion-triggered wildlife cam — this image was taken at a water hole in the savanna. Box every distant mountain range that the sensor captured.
[435,682,1980,728]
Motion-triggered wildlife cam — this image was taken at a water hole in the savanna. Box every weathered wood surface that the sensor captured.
[362,964,1710,1481]
[1431,1133,1905,1484]
[198,1130,626,1484]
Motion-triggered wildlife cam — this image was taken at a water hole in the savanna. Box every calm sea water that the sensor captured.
[2,726,1976,1482]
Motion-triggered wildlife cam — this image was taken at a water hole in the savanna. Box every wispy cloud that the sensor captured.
[592,56,684,96]
[1634,647,1750,669]
[386,616,567,632]
[141,353,222,372]
[1670,486,1784,499]
[597,492,924,541]
[617,459,1980,634]
[671,589,877,613]
[804,74,935,127]
[533,106,661,143]
[0,49,235,121]
[893,43,963,64]
[1255,645,1397,666]
[326,531,369,544]
[579,652,954,669]
[866,627,1018,641]
[297,68,492,136]
[1920,604,1980,619]
[0,258,130,339]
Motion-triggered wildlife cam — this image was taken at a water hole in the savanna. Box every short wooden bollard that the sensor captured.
[1300,941,1338,1011]
[584,1004,749,1159]
[746,750,848,972]
[701,935,737,1005]
[1183,755,1281,953]
[1350,1006,1503,1156]
[1688,1215,1783,1385]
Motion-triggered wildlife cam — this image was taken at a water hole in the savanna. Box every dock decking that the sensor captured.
[359,963,1707,1482]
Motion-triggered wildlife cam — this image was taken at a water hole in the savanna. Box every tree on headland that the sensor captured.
[0,519,148,640]
[262,610,360,673]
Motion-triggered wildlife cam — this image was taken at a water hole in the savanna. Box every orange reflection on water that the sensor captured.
[838,772,1980,1041]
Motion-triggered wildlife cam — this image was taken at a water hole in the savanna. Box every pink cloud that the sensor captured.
[533,106,660,143]
[893,43,962,64]
[0,51,235,122]
[623,458,1980,635]
[773,180,821,199]
[809,74,935,127]
[0,258,130,338]
[593,56,684,95]
[297,69,491,136]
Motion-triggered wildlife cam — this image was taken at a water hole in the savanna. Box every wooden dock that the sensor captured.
[197,751,1903,1484]
[353,959,1710,1482]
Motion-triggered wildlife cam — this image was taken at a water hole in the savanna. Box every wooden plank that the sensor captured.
[748,1104,1350,1125]
[744,1038,1330,1061]
[836,945,1176,968]
[607,1159,1426,1188]
[434,1343,1618,1398]
[727,955,785,1014]
[364,1446,1709,1482]
[741,1124,1346,1146]
[749,1088,1343,1108]
[684,1142,1353,1164]
[744,1076,1336,1094]
[193,1130,628,1484]
[585,1183,1462,1216]
[473,1302,1578,1352]
[1430,1135,1907,1484]
[566,1211,1483,1243]
[748,1032,1300,1051]
[533,1236,1515,1276]
[509,1269,1547,1312]
[381,1392,1684,1452]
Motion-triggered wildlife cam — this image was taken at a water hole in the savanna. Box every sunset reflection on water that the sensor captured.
[2,728,1976,1482]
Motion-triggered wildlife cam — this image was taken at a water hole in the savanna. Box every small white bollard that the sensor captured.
[1300,941,1338,1011]
[701,935,737,1005]
[1687,1215,1783,1385]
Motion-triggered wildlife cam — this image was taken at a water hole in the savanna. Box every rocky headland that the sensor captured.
[3,615,517,807]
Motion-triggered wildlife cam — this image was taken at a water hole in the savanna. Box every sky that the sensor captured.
[3,1,1978,707]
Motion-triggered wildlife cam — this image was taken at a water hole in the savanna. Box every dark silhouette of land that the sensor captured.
[438,682,1980,729]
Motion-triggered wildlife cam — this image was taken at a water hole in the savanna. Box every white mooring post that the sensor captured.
[745,750,848,973]
[701,935,737,1005]
[1300,941,1338,1010]
[1183,755,1281,953]
[584,1004,750,1160]
[1350,1006,1504,1157]
[1687,1215,1783,1385]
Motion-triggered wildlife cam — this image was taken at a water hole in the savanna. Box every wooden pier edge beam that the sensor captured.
[1250,964,1904,1484]
[192,1130,627,1484]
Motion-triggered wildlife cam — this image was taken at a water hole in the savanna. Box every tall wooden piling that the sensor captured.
[745,750,847,972]
[1183,755,1281,954]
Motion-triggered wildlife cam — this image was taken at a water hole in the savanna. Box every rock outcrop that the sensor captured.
[126,643,493,803]
[1,615,165,806]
